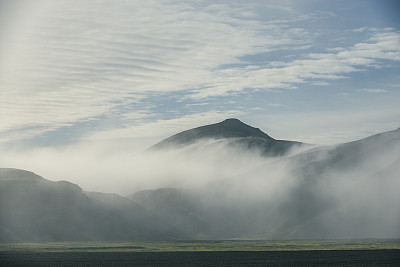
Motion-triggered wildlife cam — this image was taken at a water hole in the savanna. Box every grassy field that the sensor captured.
[1,241,399,266]
[1,239,399,252]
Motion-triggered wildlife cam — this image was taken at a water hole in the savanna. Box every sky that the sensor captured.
[0,0,400,189]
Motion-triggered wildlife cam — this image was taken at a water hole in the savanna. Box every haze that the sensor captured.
[0,0,400,241]
[1,0,399,193]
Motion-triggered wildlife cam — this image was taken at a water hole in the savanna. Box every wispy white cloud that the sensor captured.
[85,110,244,146]
[252,106,400,145]
[0,0,399,146]
[358,89,388,93]
[267,103,283,107]
[352,27,368,33]
[184,102,209,108]
[0,0,308,143]
[188,31,400,98]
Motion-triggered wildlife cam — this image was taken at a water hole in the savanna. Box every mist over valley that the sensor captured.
[1,119,399,242]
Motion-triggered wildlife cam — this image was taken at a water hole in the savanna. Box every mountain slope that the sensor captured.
[1,123,399,241]
[86,191,184,239]
[129,188,212,238]
[0,168,184,241]
[135,127,400,239]
[150,118,303,156]
[279,127,400,238]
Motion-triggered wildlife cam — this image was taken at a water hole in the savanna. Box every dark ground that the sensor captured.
[1,250,399,266]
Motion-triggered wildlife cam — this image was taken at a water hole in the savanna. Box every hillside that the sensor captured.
[1,121,399,241]
[0,169,184,241]
[134,125,400,239]
[150,118,303,156]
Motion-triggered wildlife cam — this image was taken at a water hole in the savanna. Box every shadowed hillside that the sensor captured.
[0,169,185,242]
[1,121,399,241]
[150,118,303,157]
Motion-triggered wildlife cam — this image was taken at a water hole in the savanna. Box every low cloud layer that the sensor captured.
[1,0,399,240]
[1,126,400,239]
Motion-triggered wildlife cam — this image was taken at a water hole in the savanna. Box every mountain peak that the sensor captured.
[213,118,269,138]
[150,118,275,150]
[221,118,243,124]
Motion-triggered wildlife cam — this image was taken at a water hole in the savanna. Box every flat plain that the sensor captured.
[1,240,399,266]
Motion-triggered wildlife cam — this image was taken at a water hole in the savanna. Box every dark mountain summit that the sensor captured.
[150,118,303,156]
[152,118,272,147]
